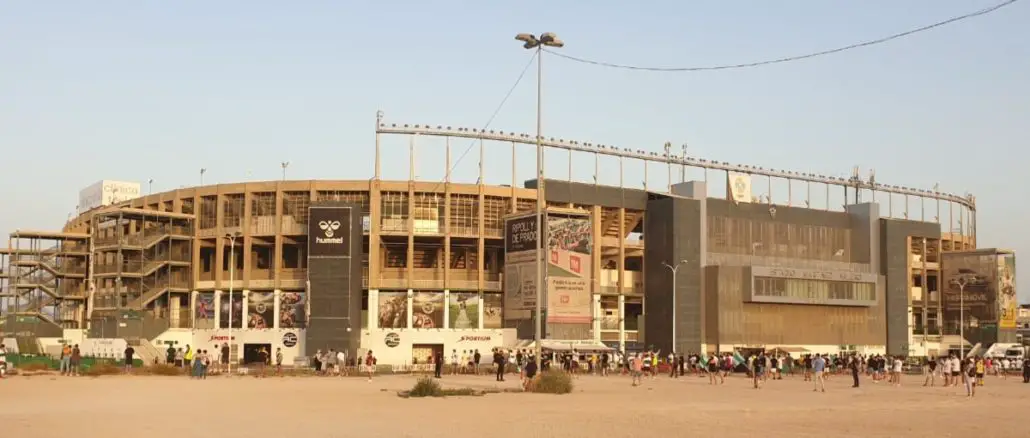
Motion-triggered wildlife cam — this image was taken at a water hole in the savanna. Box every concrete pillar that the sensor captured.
[406,289,414,329]
[241,290,250,328]
[213,290,221,328]
[443,290,451,329]
[369,289,380,330]
[618,294,626,353]
[273,289,281,329]
[592,294,601,341]
[478,292,485,330]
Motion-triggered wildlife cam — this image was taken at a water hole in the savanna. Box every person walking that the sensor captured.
[631,353,644,387]
[0,343,7,379]
[812,354,827,393]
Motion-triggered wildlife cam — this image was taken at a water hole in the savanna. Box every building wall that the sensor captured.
[880,218,940,355]
[642,195,704,354]
[707,265,885,349]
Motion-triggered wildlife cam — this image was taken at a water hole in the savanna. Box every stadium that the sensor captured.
[0,117,1012,366]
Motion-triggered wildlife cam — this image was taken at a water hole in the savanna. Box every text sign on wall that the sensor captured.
[753,266,877,284]
[308,206,352,258]
[505,214,538,253]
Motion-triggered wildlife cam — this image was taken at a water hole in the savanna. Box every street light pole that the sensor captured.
[225,232,240,374]
[515,32,564,372]
[663,260,688,354]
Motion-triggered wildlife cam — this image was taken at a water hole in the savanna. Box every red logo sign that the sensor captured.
[208,335,236,342]
[457,336,491,342]
[560,295,570,304]
[550,251,559,264]
[570,255,581,274]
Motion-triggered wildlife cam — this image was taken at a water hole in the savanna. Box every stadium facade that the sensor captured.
[0,121,1011,365]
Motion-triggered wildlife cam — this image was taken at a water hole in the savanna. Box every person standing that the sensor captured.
[434,351,443,379]
[275,348,284,377]
[60,344,72,376]
[473,349,482,375]
[494,349,507,382]
[220,343,231,374]
[923,356,937,387]
[124,345,135,373]
[522,356,539,391]
[183,345,193,371]
[0,343,7,379]
[166,344,176,365]
[812,354,827,393]
[70,344,81,377]
[1022,357,1030,383]
[892,356,903,387]
[849,355,860,388]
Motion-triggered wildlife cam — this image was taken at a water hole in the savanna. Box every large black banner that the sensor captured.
[505,213,538,253]
[308,206,352,258]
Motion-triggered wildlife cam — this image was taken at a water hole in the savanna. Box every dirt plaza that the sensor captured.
[2,372,1027,438]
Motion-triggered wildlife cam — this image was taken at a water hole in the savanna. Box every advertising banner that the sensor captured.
[247,292,275,329]
[448,292,480,329]
[412,292,444,329]
[279,292,306,329]
[219,292,243,329]
[378,292,408,329]
[195,293,215,321]
[942,253,996,323]
[504,213,539,313]
[308,206,352,258]
[545,214,593,324]
[482,293,503,329]
[998,254,1017,329]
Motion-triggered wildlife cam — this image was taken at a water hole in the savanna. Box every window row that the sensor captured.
[753,277,875,303]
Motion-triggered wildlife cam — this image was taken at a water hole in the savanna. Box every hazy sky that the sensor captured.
[2,1,1026,300]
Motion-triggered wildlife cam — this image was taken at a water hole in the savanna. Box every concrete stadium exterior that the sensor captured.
[0,120,999,365]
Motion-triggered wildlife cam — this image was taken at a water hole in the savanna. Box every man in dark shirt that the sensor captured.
[220,343,231,373]
[166,345,175,364]
[493,349,506,382]
[124,346,135,373]
[523,359,539,391]
[433,352,443,378]
[473,350,482,375]
[850,355,860,388]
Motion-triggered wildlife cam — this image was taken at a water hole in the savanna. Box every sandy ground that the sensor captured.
[2,371,1028,438]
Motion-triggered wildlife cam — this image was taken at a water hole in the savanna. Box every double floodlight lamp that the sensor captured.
[515,32,564,49]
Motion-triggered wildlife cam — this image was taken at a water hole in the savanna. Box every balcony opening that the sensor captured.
[281,242,305,269]
[380,192,409,233]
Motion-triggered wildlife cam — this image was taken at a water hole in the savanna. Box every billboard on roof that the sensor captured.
[78,180,141,212]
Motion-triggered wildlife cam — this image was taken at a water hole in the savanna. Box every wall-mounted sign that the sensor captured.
[754,266,876,284]
[282,332,298,348]
[208,335,236,342]
[384,332,400,348]
[308,206,352,257]
[457,335,491,343]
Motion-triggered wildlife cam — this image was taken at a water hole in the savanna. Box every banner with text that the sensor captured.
[545,214,593,324]
[504,213,539,314]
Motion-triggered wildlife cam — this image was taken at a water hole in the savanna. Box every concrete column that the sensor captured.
[190,291,197,329]
[213,290,221,328]
[170,295,181,328]
[478,292,485,330]
[369,289,380,330]
[592,294,601,341]
[406,289,414,329]
[273,289,281,329]
[443,289,450,329]
[618,294,626,353]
